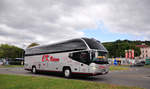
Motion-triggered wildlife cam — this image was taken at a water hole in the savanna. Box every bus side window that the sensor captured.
[69,51,90,65]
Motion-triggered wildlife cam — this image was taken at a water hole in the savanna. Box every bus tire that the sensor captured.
[63,68,71,78]
[32,66,37,74]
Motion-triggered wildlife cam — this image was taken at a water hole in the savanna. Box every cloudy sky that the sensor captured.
[0,0,150,48]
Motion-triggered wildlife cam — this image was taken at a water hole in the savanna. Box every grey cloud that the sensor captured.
[0,0,150,48]
[100,0,150,36]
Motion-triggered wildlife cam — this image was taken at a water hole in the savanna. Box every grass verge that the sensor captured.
[144,65,150,68]
[0,74,144,89]
[0,65,24,68]
[109,65,129,71]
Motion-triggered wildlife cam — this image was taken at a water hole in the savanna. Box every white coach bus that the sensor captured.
[24,38,109,77]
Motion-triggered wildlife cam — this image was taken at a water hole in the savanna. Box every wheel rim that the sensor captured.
[32,67,36,73]
[64,69,70,77]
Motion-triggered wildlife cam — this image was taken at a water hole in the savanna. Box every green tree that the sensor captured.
[103,40,142,58]
[0,44,24,59]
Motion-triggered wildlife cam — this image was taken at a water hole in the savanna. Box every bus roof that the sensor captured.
[25,38,108,56]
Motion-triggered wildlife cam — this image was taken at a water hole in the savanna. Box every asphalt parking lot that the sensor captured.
[0,67,150,89]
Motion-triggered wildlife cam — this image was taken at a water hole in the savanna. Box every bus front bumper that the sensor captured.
[72,70,109,76]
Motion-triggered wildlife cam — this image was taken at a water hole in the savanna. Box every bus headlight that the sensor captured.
[92,66,96,70]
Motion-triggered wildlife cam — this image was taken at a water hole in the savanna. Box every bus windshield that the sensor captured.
[69,51,108,65]
[92,51,108,64]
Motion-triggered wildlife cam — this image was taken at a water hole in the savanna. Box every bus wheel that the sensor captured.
[63,68,71,78]
[32,67,37,74]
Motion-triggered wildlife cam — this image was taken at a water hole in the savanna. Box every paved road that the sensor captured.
[95,68,150,89]
[0,67,150,89]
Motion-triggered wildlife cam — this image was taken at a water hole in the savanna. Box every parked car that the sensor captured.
[130,61,145,67]
[0,60,3,65]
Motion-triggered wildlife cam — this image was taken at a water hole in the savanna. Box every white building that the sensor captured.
[137,44,150,59]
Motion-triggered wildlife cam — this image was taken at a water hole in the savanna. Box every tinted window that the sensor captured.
[25,39,87,55]
[83,38,108,52]
[69,51,91,65]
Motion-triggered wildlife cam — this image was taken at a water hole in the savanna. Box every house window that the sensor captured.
[146,50,147,53]
[146,55,148,58]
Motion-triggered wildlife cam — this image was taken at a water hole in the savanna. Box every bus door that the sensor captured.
[69,51,90,73]
[79,51,90,73]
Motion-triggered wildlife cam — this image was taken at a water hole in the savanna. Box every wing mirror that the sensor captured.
[69,53,73,58]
